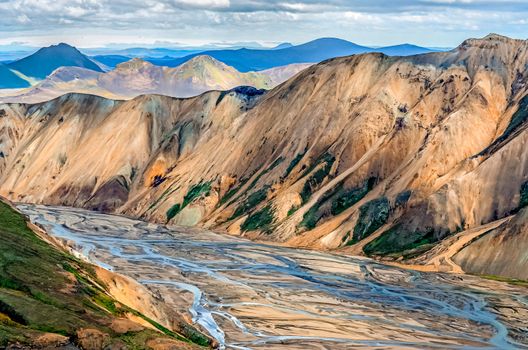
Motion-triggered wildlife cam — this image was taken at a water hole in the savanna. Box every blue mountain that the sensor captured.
[146,38,435,72]
[0,63,30,88]
[8,43,103,79]
[375,44,434,56]
[148,38,374,72]
[92,55,131,68]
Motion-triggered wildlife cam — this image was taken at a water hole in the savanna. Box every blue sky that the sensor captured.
[0,0,527,48]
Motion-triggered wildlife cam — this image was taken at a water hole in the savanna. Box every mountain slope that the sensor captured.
[7,43,103,80]
[1,34,528,280]
[0,198,210,348]
[0,64,30,89]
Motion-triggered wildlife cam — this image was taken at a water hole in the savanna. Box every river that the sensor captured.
[18,204,528,350]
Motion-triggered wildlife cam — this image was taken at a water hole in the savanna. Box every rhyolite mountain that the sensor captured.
[0,63,30,88]
[0,56,310,103]
[146,38,435,72]
[1,34,528,280]
[7,43,103,80]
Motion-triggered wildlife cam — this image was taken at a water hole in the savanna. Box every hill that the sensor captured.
[7,43,103,80]
[0,198,210,348]
[1,34,528,280]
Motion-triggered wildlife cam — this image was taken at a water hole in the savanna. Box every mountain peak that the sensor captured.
[182,55,229,69]
[458,33,522,50]
[7,42,103,79]
[116,57,153,70]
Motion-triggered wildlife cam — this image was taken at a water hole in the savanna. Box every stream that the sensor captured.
[19,204,528,350]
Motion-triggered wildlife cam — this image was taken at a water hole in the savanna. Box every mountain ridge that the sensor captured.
[0,55,309,103]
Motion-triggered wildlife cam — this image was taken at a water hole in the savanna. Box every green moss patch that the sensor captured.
[282,151,307,179]
[241,205,274,232]
[519,181,528,208]
[363,224,436,257]
[300,153,335,203]
[231,186,270,220]
[331,178,376,216]
[353,196,390,242]
[478,95,528,156]
[166,181,212,221]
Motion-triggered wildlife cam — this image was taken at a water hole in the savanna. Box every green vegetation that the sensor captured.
[479,95,528,155]
[503,95,528,138]
[282,151,306,179]
[300,153,335,203]
[287,205,298,216]
[0,200,209,348]
[222,157,283,209]
[331,178,376,215]
[353,196,390,241]
[166,181,212,221]
[219,177,249,206]
[363,224,436,257]
[240,205,274,232]
[519,181,528,208]
[166,203,181,221]
[480,274,528,287]
[395,190,412,207]
[230,186,270,220]
[299,205,320,230]
[183,182,212,208]
[246,157,284,192]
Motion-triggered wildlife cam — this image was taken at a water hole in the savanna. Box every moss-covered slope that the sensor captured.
[0,200,209,349]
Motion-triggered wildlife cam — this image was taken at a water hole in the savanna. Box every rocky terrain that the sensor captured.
[0,56,310,103]
[0,198,211,349]
[1,34,528,280]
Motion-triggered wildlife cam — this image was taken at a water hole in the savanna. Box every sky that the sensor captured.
[0,0,527,49]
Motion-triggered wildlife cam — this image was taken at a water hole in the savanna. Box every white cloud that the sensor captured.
[0,0,526,47]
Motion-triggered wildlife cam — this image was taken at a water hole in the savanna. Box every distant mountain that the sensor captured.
[0,56,311,103]
[375,44,434,56]
[99,56,273,97]
[147,38,436,72]
[0,63,30,88]
[92,55,131,69]
[272,43,294,50]
[260,63,313,85]
[7,43,103,79]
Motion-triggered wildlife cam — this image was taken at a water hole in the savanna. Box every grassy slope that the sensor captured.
[0,200,207,349]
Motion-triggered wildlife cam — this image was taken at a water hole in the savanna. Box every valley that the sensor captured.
[1,0,527,348]
[19,204,528,349]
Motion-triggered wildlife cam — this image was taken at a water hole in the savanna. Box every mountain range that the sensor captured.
[0,56,311,103]
[1,34,527,280]
[0,39,437,92]
[141,38,436,72]
[91,39,436,70]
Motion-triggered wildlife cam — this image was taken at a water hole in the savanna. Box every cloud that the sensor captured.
[0,0,526,47]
